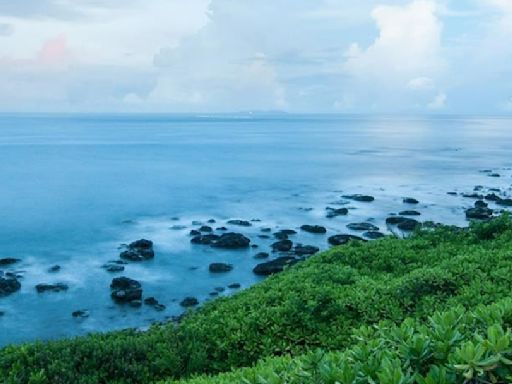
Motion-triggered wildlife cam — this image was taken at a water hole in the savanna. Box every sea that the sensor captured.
[0,113,511,346]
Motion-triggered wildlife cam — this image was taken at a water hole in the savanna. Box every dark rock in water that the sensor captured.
[216,227,228,231]
[294,245,319,256]
[254,252,270,259]
[144,297,159,306]
[129,300,142,308]
[347,223,379,231]
[199,225,213,233]
[144,297,166,311]
[170,225,187,230]
[489,173,501,177]
[211,233,250,249]
[328,234,364,246]
[363,231,385,239]
[102,263,125,273]
[0,277,21,296]
[258,235,270,239]
[342,194,375,202]
[489,188,501,192]
[48,265,61,273]
[209,291,218,297]
[209,263,233,273]
[261,228,272,233]
[462,193,484,199]
[496,198,512,207]
[227,220,252,227]
[397,219,420,231]
[273,232,289,240]
[474,185,484,191]
[228,283,241,289]
[447,192,458,196]
[403,197,419,204]
[326,207,349,218]
[191,234,220,245]
[207,219,216,224]
[485,193,501,202]
[72,310,89,318]
[192,221,202,226]
[0,311,4,316]
[271,239,293,252]
[120,239,154,261]
[386,216,405,225]
[110,277,142,303]
[189,229,201,236]
[253,257,297,276]
[35,283,69,293]
[0,258,20,266]
[180,297,199,307]
[300,225,327,234]
[466,207,493,220]
[251,244,259,249]
[475,200,488,208]
[399,210,421,216]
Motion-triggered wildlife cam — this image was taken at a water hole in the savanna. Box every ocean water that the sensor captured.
[0,114,511,346]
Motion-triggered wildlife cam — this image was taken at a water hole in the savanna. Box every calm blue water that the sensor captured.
[0,114,511,346]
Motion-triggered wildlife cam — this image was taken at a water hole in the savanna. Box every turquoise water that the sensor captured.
[0,114,511,346]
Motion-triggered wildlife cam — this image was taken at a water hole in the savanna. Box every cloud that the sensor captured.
[427,92,447,109]
[345,0,443,84]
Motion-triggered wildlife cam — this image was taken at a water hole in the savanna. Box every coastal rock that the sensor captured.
[199,225,213,233]
[47,265,61,273]
[254,252,270,259]
[462,193,484,199]
[294,245,319,256]
[258,235,270,239]
[403,197,419,204]
[144,297,166,311]
[216,227,228,231]
[208,263,233,273]
[466,207,493,220]
[342,194,375,202]
[347,223,379,231]
[35,283,69,293]
[170,225,187,230]
[189,229,201,236]
[485,193,501,202]
[211,233,250,249]
[328,234,364,246]
[180,297,199,307]
[271,239,293,252]
[0,277,21,296]
[260,228,272,233]
[0,258,20,266]
[253,257,297,276]
[300,225,327,234]
[397,219,420,231]
[227,220,252,227]
[475,200,488,208]
[274,229,297,240]
[191,234,220,245]
[228,283,241,289]
[102,263,125,273]
[399,210,421,216]
[496,198,512,207]
[326,207,349,218]
[207,219,216,224]
[120,239,154,262]
[72,310,89,318]
[110,277,142,303]
[363,231,385,239]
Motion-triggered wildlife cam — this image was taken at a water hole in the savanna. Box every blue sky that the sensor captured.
[0,0,511,114]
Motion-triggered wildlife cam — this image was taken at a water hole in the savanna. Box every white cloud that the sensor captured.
[428,92,447,109]
[344,0,444,84]
[407,77,435,90]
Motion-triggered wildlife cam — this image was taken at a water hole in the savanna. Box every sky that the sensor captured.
[0,0,511,114]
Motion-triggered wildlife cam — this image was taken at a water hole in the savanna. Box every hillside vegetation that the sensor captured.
[1,216,512,383]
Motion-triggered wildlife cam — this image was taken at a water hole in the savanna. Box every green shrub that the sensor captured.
[174,299,512,384]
